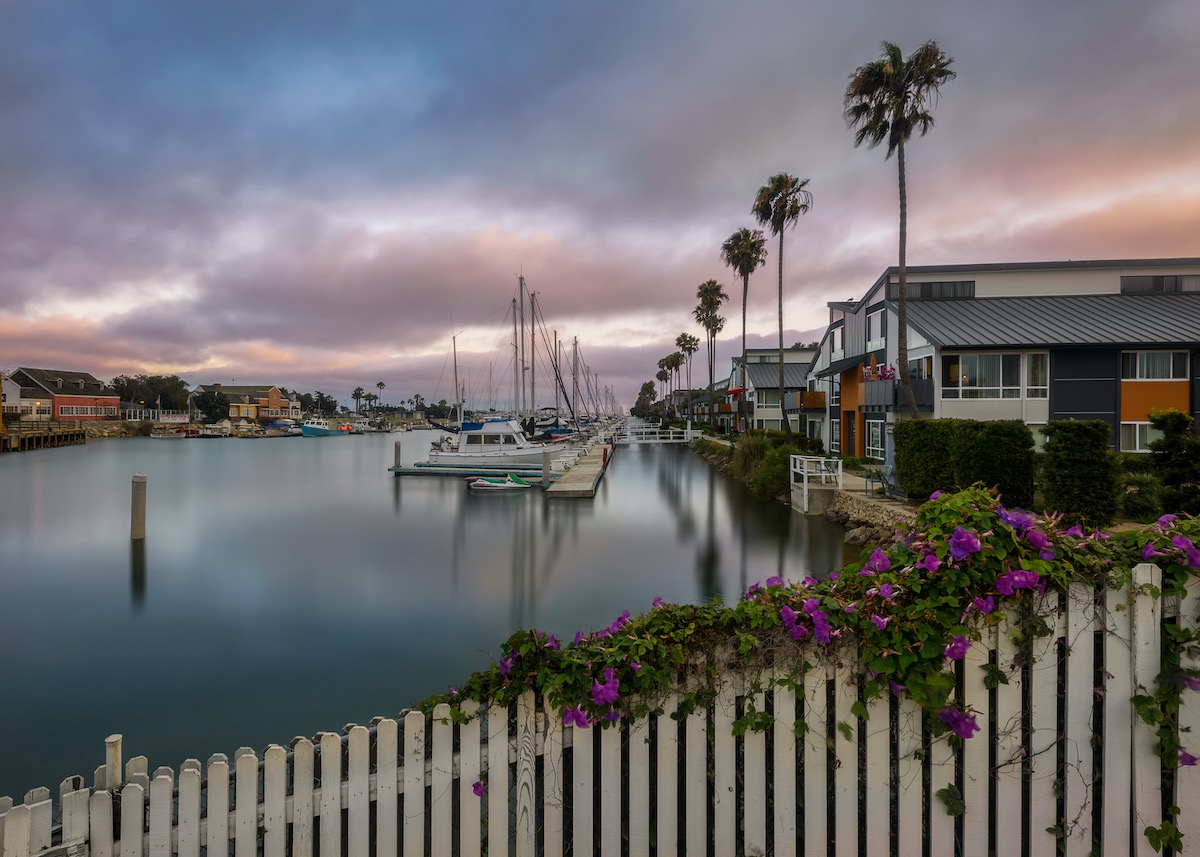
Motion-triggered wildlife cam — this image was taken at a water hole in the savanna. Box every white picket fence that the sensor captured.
[2,563,1198,857]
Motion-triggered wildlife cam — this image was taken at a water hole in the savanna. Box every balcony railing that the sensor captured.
[862,377,934,411]
[784,391,825,411]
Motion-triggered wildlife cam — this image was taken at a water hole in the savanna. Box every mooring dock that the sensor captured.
[543,438,613,497]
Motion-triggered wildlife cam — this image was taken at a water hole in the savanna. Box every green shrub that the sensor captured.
[1120,472,1163,523]
[961,421,1036,508]
[748,444,799,499]
[1148,408,1200,515]
[893,418,968,499]
[730,433,770,479]
[1040,420,1120,528]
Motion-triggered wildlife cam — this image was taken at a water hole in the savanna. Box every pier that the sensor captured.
[0,426,87,454]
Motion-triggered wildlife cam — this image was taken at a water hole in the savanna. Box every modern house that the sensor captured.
[190,384,303,421]
[805,258,1200,461]
[693,346,816,433]
[7,368,120,420]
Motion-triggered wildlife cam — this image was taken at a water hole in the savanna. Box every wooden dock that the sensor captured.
[544,439,613,498]
[0,427,87,454]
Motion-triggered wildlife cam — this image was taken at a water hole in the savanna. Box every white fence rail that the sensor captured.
[790,455,843,512]
[2,564,1197,857]
[614,425,698,445]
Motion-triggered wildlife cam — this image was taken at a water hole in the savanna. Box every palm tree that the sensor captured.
[675,333,700,418]
[693,278,728,426]
[845,40,955,418]
[721,227,768,434]
[655,368,670,405]
[376,381,386,411]
[351,386,365,414]
[667,351,685,417]
[752,174,812,439]
[363,392,378,412]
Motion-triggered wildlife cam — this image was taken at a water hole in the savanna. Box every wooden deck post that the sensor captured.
[130,474,147,540]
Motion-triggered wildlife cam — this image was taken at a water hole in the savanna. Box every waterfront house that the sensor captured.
[8,367,120,420]
[699,346,815,433]
[805,258,1200,462]
[190,383,303,421]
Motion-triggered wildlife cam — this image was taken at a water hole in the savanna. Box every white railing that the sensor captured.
[1,565,1197,857]
[791,454,843,512]
[615,421,699,445]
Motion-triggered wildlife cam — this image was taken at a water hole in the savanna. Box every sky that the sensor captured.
[1,0,1198,412]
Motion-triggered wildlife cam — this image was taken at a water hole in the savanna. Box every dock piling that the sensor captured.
[394,440,403,469]
[131,473,147,540]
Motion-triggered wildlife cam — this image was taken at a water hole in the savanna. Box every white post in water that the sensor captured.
[394,440,403,469]
[542,449,551,484]
[106,734,123,788]
[131,473,147,540]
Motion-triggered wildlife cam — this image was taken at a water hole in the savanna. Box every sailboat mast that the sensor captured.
[452,334,462,425]
[518,277,527,417]
[511,298,519,416]
[529,288,537,424]
[572,337,579,421]
[554,332,560,415]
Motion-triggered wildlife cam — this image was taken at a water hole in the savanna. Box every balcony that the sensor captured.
[862,378,934,412]
[783,391,825,412]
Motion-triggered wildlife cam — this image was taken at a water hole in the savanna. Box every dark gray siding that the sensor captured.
[1050,349,1119,444]
[1193,351,1200,429]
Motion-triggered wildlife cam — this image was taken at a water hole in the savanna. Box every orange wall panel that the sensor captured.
[1120,380,1190,422]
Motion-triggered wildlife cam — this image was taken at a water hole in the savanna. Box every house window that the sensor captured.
[941,353,1021,399]
[866,309,885,351]
[1121,351,1188,380]
[830,419,841,454]
[866,420,885,460]
[758,390,780,407]
[908,356,933,379]
[830,326,844,359]
[1120,422,1162,453]
[888,280,975,300]
[1026,353,1049,398]
[1120,275,1200,294]
[830,378,841,407]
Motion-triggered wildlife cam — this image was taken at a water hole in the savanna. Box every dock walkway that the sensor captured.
[544,438,613,498]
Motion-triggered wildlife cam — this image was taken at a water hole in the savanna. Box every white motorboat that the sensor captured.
[428,419,577,466]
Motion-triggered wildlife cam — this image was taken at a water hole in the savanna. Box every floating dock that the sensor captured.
[0,426,87,454]
[544,439,613,498]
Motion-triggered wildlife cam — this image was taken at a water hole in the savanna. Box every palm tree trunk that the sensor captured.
[741,274,748,435]
[708,334,715,426]
[897,141,920,419]
[777,234,792,439]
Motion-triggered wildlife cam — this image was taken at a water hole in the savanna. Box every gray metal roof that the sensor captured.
[905,294,1200,349]
[735,362,810,390]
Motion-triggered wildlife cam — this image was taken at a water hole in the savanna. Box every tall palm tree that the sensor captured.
[351,386,365,414]
[752,174,812,439]
[376,381,386,411]
[675,333,700,418]
[721,227,768,434]
[693,278,728,426]
[845,40,955,418]
[655,368,670,405]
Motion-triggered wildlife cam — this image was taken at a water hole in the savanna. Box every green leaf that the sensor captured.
[936,783,965,816]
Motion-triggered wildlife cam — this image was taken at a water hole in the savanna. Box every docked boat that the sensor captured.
[428,419,578,466]
[301,417,353,437]
[468,473,534,491]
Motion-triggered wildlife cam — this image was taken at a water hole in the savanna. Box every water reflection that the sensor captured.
[130,539,146,608]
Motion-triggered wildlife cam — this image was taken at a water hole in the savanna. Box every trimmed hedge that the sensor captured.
[1041,420,1120,528]
[894,418,1035,506]
[1149,408,1200,515]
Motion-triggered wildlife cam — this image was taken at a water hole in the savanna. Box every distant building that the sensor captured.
[697,346,816,433]
[191,383,302,421]
[7,368,120,420]
[804,258,1200,462]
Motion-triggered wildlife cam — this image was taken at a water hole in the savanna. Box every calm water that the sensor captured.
[0,430,855,799]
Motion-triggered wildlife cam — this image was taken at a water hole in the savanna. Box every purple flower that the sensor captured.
[801,576,818,587]
[604,708,621,722]
[472,780,485,798]
[889,680,904,697]
[1173,535,1197,553]
[574,631,586,645]
[949,528,982,562]
[563,705,590,729]
[1037,548,1055,562]
[1063,525,1084,538]
[945,635,971,661]
[1181,750,1198,766]
[630,662,641,672]
[829,572,839,581]
[765,576,784,588]
[930,490,942,500]
[938,706,980,740]
[591,667,620,706]
[972,595,995,615]
[871,614,888,631]
[1157,514,1179,528]
[802,598,821,616]
[1178,674,1200,692]
[998,506,1034,533]
[499,651,516,678]
[920,552,941,574]
[744,584,761,599]
[995,568,1042,595]
[858,568,876,578]
[1141,540,1162,560]
[844,601,857,614]
[781,605,798,628]
[879,583,894,600]
[867,548,891,573]
[1026,530,1051,549]
[1188,549,1200,570]
[652,596,664,608]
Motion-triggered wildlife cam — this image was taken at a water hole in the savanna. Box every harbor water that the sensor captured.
[0,430,857,800]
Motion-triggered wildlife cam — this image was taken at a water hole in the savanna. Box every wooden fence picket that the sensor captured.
[5,566,1200,857]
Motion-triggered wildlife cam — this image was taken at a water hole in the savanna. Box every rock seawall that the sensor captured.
[823,491,905,546]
